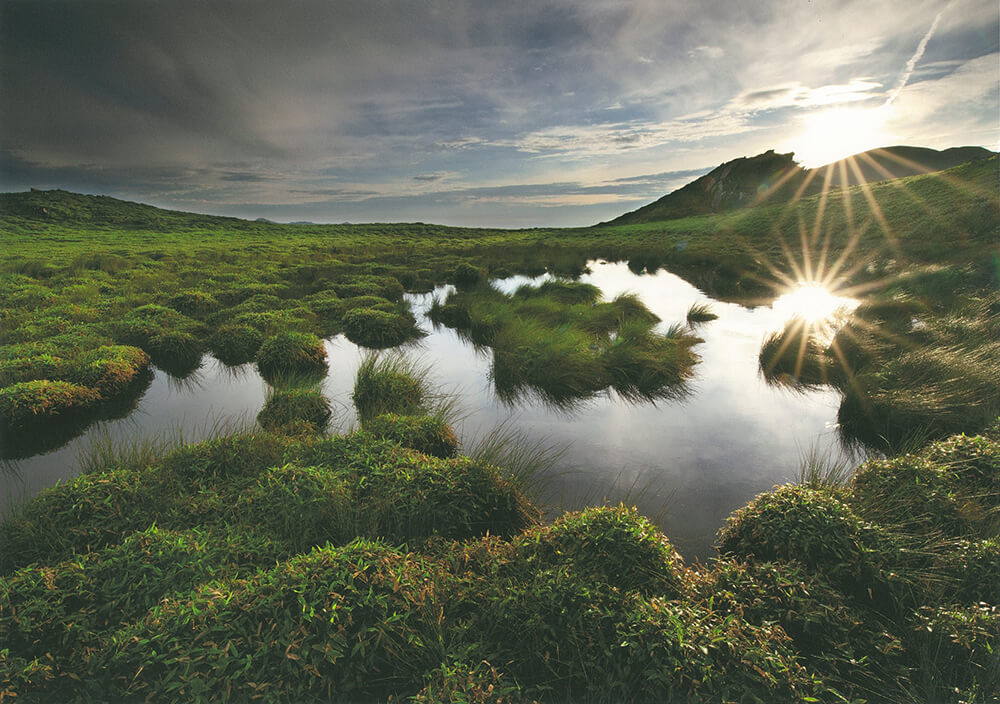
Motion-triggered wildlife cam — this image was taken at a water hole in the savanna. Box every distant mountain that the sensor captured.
[607,145,995,225]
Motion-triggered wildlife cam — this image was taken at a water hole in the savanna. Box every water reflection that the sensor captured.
[1,262,860,560]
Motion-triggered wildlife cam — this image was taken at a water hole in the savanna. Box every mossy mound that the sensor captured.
[0,379,101,427]
[256,388,332,434]
[255,331,327,382]
[363,413,458,458]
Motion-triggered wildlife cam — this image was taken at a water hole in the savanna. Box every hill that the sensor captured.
[607,145,995,225]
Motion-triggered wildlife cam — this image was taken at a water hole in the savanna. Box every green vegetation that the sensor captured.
[256,387,333,435]
[3,426,995,702]
[1,154,998,700]
[352,352,436,423]
[685,301,718,323]
[429,280,701,407]
[255,331,327,383]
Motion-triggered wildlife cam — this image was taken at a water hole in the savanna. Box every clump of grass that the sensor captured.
[166,290,220,318]
[207,323,264,365]
[255,331,327,383]
[717,484,893,602]
[352,352,433,423]
[796,442,854,489]
[100,540,453,702]
[341,306,424,349]
[0,353,66,387]
[431,280,700,408]
[759,317,831,386]
[233,464,353,551]
[451,262,482,289]
[462,418,566,499]
[512,504,687,596]
[256,387,332,434]
[686,301,718,323]
[68,344,149,395]
[0,380,101,427]
[362,413,458,458]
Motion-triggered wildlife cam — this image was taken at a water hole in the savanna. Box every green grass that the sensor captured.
[352,352,437,423]
[0,157,998,702]
[685,301,718,323]
[429,279,701,408]
[256,387,333,435]
[1,426,998,702]
[255,331,327,383]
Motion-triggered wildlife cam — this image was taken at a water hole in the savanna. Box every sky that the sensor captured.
[1,0,997,228]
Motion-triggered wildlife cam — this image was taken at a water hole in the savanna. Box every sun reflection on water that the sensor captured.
[769,282,859,344]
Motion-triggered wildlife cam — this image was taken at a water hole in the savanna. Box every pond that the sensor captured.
[1,261,861,561]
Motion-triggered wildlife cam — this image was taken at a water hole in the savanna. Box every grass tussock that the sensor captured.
[1,427,998,702]
[256,387,333,435]
[255,331,327,383]
[429,279,701,408]
[351,352,446,423]
[685,301,718,323]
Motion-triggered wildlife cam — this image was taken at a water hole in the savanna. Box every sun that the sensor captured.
[771,281,858,327]
[790,106,896,168]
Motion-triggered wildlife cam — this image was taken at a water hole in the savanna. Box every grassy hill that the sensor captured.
[607,145,995,225]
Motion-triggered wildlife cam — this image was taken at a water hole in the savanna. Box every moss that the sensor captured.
[362,413,458,458]
[0,379,101,427]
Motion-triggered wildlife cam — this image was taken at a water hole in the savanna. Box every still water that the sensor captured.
[1,262,859,561]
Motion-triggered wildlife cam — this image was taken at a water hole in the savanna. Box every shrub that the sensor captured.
[0,380,100,427]
[255,331,327,382]
[362,413,458,458]
[256,388,332,434]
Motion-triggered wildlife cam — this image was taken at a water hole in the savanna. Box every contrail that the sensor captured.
[884,1,954,106]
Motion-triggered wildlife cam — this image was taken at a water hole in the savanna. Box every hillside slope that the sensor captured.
[608,145,995,225]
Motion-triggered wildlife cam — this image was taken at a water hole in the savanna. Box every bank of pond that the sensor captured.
[2,407,998,701]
